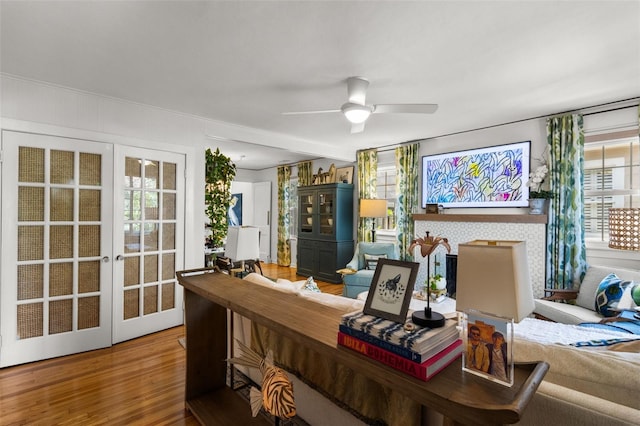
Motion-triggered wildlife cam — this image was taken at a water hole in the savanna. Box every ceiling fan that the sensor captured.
[283,76,438,133]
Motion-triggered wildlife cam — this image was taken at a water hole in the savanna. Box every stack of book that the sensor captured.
[338,310,462,381]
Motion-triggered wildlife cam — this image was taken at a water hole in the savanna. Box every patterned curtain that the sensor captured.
[277,166,291,266]
[395,144,420,261]
[297,161,313,187]
[357,149,378,242]
[546,114,588,290]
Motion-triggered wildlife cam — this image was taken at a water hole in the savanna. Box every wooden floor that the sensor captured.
[0,264,343,426]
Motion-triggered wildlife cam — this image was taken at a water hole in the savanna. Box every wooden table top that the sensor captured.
[177,269,549,425]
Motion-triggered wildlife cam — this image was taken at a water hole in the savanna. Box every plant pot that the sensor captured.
[528,198,547,215]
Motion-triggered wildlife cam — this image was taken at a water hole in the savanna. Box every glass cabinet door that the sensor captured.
[299,192,314,235]
[318,189,334,236]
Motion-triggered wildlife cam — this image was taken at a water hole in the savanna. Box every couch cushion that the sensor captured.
[534,299,604,325]
[575,265,640,311]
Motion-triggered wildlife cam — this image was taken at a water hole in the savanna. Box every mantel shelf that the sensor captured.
[412,213,547,224]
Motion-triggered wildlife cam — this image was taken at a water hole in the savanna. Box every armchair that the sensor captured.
[533,265,640,324]
[341,242,399,298]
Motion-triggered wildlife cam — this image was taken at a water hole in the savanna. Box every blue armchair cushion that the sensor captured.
[342,242,399,298]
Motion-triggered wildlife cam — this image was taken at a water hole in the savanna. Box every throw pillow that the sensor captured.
[364,253,387,270]
[594,273,634,317]
[302,276,321,293]
[617,281,640,310]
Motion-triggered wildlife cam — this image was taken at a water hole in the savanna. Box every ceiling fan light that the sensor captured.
[341,103,372,124]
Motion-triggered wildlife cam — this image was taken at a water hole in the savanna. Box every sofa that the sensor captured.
[234,272,640,426]
[341,242,399,298]
[534,265,640,324]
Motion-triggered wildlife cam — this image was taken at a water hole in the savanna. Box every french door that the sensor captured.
[0,131,114,367]
[112,146,185,343]
[1,132,185,366]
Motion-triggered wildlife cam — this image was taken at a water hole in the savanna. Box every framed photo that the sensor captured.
[462,309,514,387]
[363,258,419,323]
[336,166,354,184]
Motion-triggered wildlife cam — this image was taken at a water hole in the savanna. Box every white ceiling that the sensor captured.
[1,1,639,170]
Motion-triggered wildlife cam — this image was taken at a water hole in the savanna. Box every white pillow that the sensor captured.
[618,282,639,310]
[364,253,387,270]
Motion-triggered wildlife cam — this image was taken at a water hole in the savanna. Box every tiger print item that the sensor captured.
[228,339,296,420]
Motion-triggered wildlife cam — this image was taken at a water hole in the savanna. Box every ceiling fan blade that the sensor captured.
[346,76,369,105]
[373,104,439,114]
[282,109,341,115]
[350,122,366,134]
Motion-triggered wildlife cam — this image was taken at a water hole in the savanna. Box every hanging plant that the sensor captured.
[205,148,236,249]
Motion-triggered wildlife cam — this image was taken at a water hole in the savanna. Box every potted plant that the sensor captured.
[527,163,552,214]
[205,148,236,249]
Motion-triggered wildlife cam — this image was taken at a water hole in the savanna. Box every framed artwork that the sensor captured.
[228,193,242,226]
[363,258,419,323]
[462,309,514,387]
[422,140,531,208]
[336,166,354,184]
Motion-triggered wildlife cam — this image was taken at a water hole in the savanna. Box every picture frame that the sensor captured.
[228,193,242,226]
[336,166,354,184]
[363,258,419,323]
[422,140,531,208]
[462,309,514,387]
[425,203,439,214]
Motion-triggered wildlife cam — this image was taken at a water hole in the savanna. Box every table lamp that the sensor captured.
[359,199,387,242]
[225,226,260,273]
[456,240,534,322]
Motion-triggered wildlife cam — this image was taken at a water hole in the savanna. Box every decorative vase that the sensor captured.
[528,198,547,215]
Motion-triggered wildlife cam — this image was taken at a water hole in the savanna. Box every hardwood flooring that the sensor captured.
[0,325,197,426]
[0,264,344,425]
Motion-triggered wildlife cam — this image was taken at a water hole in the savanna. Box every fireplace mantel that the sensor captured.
[412,213,547,298]
[412,213,547,224]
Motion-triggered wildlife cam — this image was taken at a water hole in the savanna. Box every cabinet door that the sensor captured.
[299,191,315,237]
[297,240,316,277]
[316,243,338,282]
[317,188,335,239]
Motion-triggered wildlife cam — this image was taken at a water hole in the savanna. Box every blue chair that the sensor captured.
[342,242,399,298]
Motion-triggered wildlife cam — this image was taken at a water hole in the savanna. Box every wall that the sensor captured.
[1,75,207,269]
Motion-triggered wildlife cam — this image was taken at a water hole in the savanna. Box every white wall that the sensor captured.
[3,74,635,269]
[416,117,548,216]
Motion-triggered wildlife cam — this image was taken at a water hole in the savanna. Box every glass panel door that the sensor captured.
[112,146,184,343]
[318,189,335,236]
[1,131,113,367]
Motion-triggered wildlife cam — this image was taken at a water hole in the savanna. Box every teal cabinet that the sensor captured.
[297,183,353,283]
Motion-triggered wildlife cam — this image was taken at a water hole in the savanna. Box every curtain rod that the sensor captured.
[361,97,640,154]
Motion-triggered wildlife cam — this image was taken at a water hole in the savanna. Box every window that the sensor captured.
[376,151,396,231]
[583,132,639,242]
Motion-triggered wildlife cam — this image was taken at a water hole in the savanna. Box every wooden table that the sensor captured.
[177,268,548,426]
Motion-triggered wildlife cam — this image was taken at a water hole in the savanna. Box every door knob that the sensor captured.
[102,256,110,263]
[116,255,124,261]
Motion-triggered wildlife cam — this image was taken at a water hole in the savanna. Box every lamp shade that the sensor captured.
[609,208,640,251]
[359,199,387,218]
[456,240,534,322]
[226,226,260,261]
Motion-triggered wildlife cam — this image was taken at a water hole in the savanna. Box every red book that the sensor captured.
[337,332,462,381]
